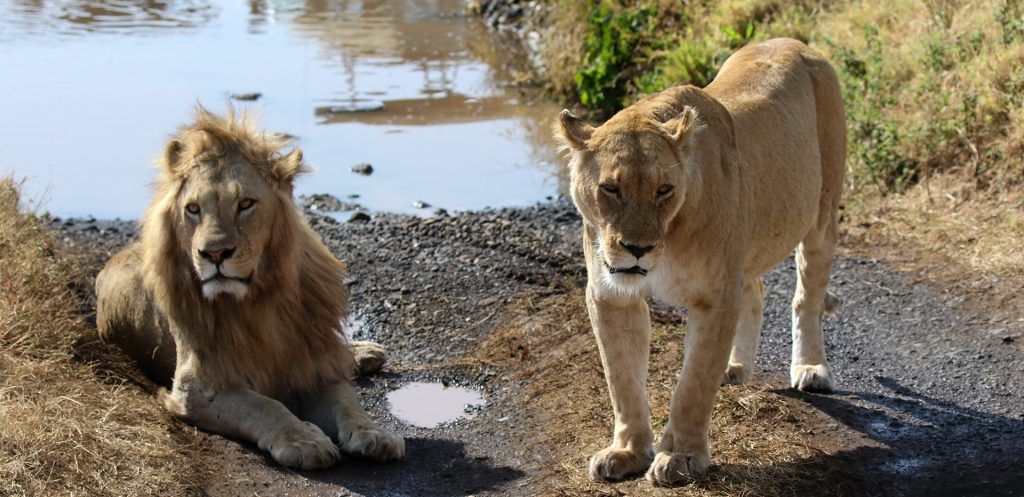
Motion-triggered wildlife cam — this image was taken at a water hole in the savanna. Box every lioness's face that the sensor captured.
[577,136,688,290]
[176,159,276,300]
[557,109,700,292]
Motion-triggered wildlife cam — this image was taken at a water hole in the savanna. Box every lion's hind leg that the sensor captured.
[349,340,387,375]
[95,244,176,384]
[724,278,765,385]
[790,211,839,393]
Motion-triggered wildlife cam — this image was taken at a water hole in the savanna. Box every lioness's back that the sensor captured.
[709,38,846,275]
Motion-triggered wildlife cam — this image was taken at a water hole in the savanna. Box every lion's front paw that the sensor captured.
[790,363,834,393]
[340,427,405,461]
[588,446,654,481]
[350,340,387,375]
[722,362,754,385]
[645,450,711,486]
[265,421,341,470]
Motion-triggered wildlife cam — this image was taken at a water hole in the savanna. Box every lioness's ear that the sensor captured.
[163,140,183,171]
[556,109,594,151]
[663,106,703,147]
[272,147,310,185]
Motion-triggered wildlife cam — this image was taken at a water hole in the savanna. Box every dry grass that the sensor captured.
[0,178,205,497]
[843,173,1024,325]
[477,290,860,497]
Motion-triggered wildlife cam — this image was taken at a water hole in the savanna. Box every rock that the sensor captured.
[413,200,431,209]
[350,163,374,176]
[348,211,371,223]
[315,101,385,114]
[230,92,262,101]
[300,193,361,212]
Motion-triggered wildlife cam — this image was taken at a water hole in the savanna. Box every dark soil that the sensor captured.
[55,200,1024,497]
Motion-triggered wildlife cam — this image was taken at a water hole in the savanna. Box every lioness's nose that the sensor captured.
[198,247,236,264]
[620,241,654,259]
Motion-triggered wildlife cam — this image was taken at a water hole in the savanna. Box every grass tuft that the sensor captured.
[0,177,205,497]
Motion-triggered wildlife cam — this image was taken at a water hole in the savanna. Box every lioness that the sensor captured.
[96,107,404,469]
[555,38,845,485]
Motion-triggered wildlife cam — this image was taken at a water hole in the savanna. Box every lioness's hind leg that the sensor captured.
[349,340,387,375]
[790,214,839,393]
[724,278,765,385]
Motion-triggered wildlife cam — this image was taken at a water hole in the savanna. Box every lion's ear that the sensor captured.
[663,106,703,147]
[556,110,594,151]
[272,147,310,185]
[163,140,183,171]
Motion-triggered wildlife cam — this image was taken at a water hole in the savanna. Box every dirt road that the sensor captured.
[59,201,1023,496]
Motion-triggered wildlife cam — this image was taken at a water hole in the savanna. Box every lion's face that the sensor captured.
[174,157,278,300]
[557,108,701,292]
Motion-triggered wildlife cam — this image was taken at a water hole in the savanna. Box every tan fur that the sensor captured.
[556,39,846,485]
[96,106,403,470]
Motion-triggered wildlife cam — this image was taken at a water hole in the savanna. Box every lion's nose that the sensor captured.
[198,247,236,264]
[620,241,654,259]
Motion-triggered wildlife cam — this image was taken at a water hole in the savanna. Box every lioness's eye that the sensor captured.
[238,198,256,211]
[185,203,200,215]
[599,183,619,195]
[657,185,674,196]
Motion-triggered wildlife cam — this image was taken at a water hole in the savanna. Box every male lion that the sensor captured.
[555,38,845,485]
[95,107,404,469]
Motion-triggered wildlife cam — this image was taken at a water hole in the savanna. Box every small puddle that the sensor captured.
[387,382,485,428]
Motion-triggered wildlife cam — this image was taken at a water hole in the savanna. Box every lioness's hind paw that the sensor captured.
[722,363,753,385]
[588,446,654,481]
[791,364,834,393]
[266,421,340,470]
[645,451,710,486]
[341,428,405,462]
[350,340,387,375]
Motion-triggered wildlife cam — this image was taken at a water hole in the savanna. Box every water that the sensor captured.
[0,0,562,218]
[386,381,485,428]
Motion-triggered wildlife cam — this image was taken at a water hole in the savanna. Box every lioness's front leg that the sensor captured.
[647,298,739,486]
[587,284,655,481]
[302,382,405,462]
[163,375,340,470]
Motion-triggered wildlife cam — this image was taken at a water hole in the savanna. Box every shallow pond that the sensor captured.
[1,0,562,218]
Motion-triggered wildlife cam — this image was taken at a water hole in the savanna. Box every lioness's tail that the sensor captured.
[824,291,841,316]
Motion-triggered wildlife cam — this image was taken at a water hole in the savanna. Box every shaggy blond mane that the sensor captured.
[139,106,353,397]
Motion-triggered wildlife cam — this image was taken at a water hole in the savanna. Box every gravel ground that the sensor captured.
[54,198,1024,497]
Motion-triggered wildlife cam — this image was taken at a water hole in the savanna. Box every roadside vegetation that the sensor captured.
[535,0,1023,308]
[0,178,203,496]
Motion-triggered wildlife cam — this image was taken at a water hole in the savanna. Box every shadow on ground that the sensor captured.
[781,376,1024,497]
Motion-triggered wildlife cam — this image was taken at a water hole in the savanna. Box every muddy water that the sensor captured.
[386,381,485,428]
[1,0,562,218]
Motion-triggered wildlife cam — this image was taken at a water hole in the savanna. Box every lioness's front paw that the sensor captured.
[722,362,754,385]
[645,450,711,486]
[341,427,405,461]
[588,446,654,481]
[265,421,340,470]
[350,340,387,375]
[790,363,834,393]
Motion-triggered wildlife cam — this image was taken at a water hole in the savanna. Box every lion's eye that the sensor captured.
[657,185,674,196]
[185,203,200,215]
[599,183,619,195]
[238,198,256,211]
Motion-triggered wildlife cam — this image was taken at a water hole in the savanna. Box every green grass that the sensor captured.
[546,0,1024,195]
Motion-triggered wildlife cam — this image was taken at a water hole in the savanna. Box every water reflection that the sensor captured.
[0,0,562,217]
[2,0,217,39]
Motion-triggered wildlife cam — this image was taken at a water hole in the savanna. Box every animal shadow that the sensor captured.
[779,376,1024,497]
